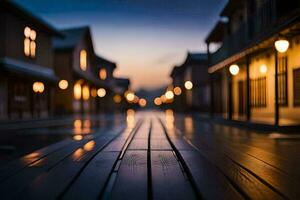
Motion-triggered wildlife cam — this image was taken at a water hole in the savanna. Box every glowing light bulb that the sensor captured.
[229,64,239,76]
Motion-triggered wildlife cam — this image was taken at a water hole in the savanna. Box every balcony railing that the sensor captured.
[210,0,299,66]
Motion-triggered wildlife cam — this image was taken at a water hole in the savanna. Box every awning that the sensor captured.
[0,58,59,83]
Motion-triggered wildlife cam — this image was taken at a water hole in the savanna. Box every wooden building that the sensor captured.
[94,55,118,113]
[0,0,60,119]
[170,52,209,112]
[53,26,104,115]
[206,0,300,125]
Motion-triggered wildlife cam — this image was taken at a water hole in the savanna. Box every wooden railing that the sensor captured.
[210,0,299,66]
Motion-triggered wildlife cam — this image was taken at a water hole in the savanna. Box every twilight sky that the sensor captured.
[15,0,227,90]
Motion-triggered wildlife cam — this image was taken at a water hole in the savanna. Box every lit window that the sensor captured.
[82,85,90,100]
[80,50,87,71]
[99,68,107,80]
[24,27,37,58]
[74,83,82,100]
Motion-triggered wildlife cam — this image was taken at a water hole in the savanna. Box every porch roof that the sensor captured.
[0,57,58,83]
[205,21,227,43]
[95,55,117,69]
[220,0,243,17]
[0,1,62,37]
[208,12,300,73]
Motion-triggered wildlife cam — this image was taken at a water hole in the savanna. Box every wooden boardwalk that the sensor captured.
[0,112,300,199]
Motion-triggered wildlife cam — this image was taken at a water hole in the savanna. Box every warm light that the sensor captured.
[24,27,37,58]
[260,64,268,74]
[30,30,36,40]
[58,80,68,90]
[133,96,139,104]
[113,95,122,103]
[73,135,83,141]
[173,87,182,95]
[91,88,97,97]
[275,39,289,53]
[83,140,95,151]
[74,83,82,100]
[82,85,90,101]
[139,98,147,107]
[74,119,82,129]
[99,69,107,80]
[184,81,193,90]
[32,82,44,93]
[24,27,31,37]
[160,95,167,103]
[80,50,87,71]
[126,92,135,102]
[97,88,106,98]
[229,64,239,76]
[30,41,36,58]
[165,91,174,100]
[24,38,30,56]
[154,97,162,106]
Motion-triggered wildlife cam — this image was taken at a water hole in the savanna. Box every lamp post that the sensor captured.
[274,38,289,126]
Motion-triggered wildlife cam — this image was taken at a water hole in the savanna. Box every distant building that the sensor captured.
[114,78,131,111]
[53,26,105,114]
[206,0,300,125]
[0,0,60,119]
[95,55,118,112]
[170,52,209,112]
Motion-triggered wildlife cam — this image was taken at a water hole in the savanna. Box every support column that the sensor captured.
[206,42,214,118]
[210,73,214,118]
[274,50,279,126]
[246,56,251,121]
[228,70,233,120]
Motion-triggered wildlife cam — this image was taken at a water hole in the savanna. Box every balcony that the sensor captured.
[210,0,300,66]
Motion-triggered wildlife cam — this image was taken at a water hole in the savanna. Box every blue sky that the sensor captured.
[15,0,227,90]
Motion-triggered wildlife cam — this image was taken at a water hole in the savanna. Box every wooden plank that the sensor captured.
[5,125,125,199]
[150,139,172,150]
[0,138,73,182]
[184,139,283,199]
[180,150,244,200]
[151,151,196,200]
[110,151,148,200]
[16,136,115,199]
[62,152,119,200]
[128,139,148,150]
[0,140,90,199]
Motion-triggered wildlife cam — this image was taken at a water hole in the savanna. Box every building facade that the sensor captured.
[0,1,60,119]
[53,27,103,115]
[206,0,300,125]
[170,52,210,112]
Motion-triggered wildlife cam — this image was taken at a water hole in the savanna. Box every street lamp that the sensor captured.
[229,64,239,76]
[275,39,289,53]
[97,88,106,98]
[32,82,44,93]
[165,91,174,100]
[58,80,68,90]
[184,81,193,90]
[260,64,268,74]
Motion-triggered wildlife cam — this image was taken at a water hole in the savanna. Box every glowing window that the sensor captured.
[82,85,90,100]
[74,83,82,100]
[99,68,107,80]
[80,50,87,71]
[24,27,37,58]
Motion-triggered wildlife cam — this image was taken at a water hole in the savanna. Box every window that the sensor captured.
[277,56,288,106]
[80,50,87,71]
[99,68,107,80]
[293,68,300,106]
[24,27,36,58]
[250,77,267,107]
